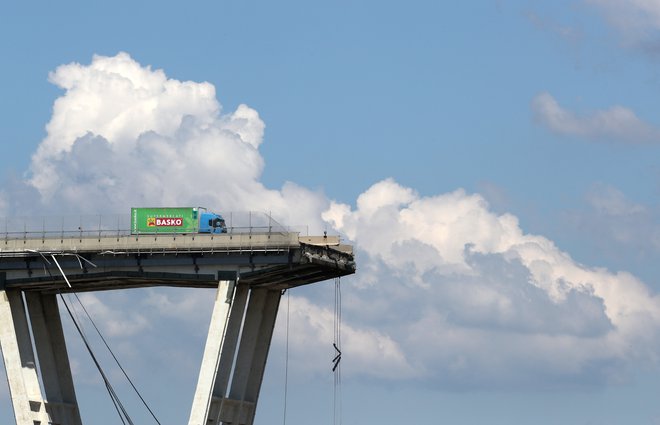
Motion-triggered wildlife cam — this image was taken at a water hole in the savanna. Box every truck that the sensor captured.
[130,207,227,234]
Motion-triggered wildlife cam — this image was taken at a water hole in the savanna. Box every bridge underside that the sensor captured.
[0,236,355,292]
[1,253,352,293]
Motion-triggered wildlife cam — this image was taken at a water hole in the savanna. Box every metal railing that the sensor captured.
[1,211,292,241]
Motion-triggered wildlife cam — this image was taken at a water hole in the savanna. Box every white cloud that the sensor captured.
[143,287,216,322]
[587,0,660,40]
[586,183,648,216]
[273,295,416,380]
[563,184,660,259]
[3,53,660,391]
[322,179,660,387]
[19,52,328,232]
[532,92,660,143]
[72,292,151,338]
[585,184,660,251]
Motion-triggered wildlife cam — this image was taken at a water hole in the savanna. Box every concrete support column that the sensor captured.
[188,281,282,425]
[25,292,82,425]
[206,283,249,423]
[218,288,281,425]
[0,278,51,425]
[189,280,248,425]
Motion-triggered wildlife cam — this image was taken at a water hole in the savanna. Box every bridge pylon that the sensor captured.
[0,276,82,425]
[189,280,281,425]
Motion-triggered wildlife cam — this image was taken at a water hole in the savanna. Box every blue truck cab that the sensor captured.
[198,211,227,234]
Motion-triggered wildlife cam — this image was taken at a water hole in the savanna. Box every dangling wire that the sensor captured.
[333,277,342,425]
[44,253,161,425]
[59,292,134,425]
[282,289,290,425]
[70,291,162,425]
[34,252,132,424]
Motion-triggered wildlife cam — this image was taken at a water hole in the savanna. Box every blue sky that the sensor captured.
[1,1,660,424]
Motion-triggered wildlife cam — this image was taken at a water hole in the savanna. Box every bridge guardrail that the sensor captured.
[1,211,291,241]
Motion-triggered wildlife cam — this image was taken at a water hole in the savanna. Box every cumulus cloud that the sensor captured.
[3,53,660,393]
[273,295,416,380]
[321,179,660,387]
[532,92,660,143]
[563,184,660,262]
[11,52,328,231]
[586,183,649,217]
[74,292,151,338]
[587,0,660,43]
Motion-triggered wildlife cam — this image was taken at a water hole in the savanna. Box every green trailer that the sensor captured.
[130,207,226,234]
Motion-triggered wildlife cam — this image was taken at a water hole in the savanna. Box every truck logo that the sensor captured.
[155,217,183,226]
[147,217,184,227]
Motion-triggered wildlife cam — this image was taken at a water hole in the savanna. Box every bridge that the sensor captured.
[0,219,355,425]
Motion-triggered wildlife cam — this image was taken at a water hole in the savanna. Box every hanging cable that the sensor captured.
[33,252,131,424]
[71,291,163,425]
[59,292,134,425]
[333,277,342,425]
[43,252,161,424]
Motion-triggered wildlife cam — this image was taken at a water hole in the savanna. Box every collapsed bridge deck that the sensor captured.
[0,233,355,292]
[0,230,355,425]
